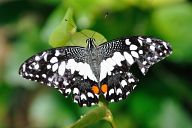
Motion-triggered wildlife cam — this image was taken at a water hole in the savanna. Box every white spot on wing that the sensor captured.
[143,61,147,65]
[111,99,114,102]
[47,64,51,69]
[55,50,60,56]
[100,60,108,81]
[73,88,79,94]
[125,39,131,45]
[87,92,94,98]
[44,53,48,61]
[78,62,86,76]
[58,61,65,76]
[116,88,122,95]
[128,78,135,83]
[34,64,39,69]
[66,59,97,82]
[50,57,58,63]
[35,56,40,61]
[42,74,46,78]
[48,77,53,82]
[83,63,97,82]
[138,39,143,45]
[106,58,116,66]
[74,99,78,103]
[121,80,127,88]
[141,68,145,74]
[63,80,69,86]
[162,42,168,49]
[130,44,138,50]
[59,89,63,94]
[112,52,125,66]
[100,58,115,81]
[131,51,139,58]
[126,91,130,95]
[65,88,71,94]
[66,59,77,74]
[139,50,143,54]
[52,63,58,72]
[22,64,26,72]
[123,52,134,65]
[109,89,114,96]
[146,38,152,43]
[119,98,122,101]
[150,45,155,51]
[81,94,87,100]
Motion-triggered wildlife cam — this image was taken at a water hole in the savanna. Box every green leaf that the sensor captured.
[41,3,66,43]
[49,8,77,47]
[150,0,185,8]
[70,106,108,128]
[67,29,107,47]
[49,8,107,48]
[152,4,192,63]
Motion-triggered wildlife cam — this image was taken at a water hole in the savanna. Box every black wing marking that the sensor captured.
[19,46,99,107]
[98,36,172,102]
[100,60,138,102]
[134,37,172,75]
[98,36,172,77]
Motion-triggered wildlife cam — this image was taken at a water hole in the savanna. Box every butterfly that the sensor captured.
[19,36,172,107]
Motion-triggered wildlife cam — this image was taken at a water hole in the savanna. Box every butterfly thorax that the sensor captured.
[85,38,101,83]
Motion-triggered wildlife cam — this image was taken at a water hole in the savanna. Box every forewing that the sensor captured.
[19,46,99,107]
[98,36,172,77]
[134,36,172,75]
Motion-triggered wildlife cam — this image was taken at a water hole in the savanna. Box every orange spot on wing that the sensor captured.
[101,84,108,93]
[92,85,99,94]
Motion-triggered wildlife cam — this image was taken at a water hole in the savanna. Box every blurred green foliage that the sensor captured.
[0,0,192,128]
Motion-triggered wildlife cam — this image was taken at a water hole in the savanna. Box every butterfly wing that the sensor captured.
[19,46,99,107]
[98,36,172,102]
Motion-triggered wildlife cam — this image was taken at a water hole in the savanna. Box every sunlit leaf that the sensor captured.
[49,8,77,47]
[67,29,107,47]
[151,0,186,8]
[41,3,66,43]
[49,7,107,47]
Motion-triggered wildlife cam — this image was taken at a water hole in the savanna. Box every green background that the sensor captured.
[0,0,192,128]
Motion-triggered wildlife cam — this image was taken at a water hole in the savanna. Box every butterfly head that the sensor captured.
[86,38,96,49]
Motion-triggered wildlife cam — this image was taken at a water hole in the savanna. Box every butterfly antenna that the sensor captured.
[105,12,109,19]
[96,12,109,45]
[65,19,90,39]
[91,31,96,39]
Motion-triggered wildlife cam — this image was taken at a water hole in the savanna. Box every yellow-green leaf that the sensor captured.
[49,8,77,47]
[67,29,107,47]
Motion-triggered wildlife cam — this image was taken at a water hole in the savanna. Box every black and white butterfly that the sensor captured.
[19,36,172,107]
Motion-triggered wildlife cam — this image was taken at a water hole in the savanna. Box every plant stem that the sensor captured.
[103,105,116,128]
[69,97,116,128]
